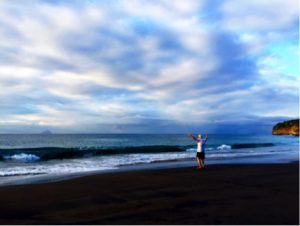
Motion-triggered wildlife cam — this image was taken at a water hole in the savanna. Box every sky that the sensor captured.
[0,0,299,134]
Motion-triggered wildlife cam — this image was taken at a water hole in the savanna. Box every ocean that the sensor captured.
[0,134,298,185]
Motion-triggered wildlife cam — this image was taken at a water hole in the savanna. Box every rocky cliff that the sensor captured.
[272,119,299,136]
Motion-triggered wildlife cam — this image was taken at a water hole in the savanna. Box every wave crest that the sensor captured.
[0,145,185,161]
[4,153,40,161]
[217,144,232,150]
[0,142,276,162]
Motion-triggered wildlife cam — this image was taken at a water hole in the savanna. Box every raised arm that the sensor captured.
[205,134,208,140]
[188,133,198,142]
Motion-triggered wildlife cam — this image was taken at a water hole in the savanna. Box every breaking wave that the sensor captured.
[0,146,185,161]
[0,143,275,162]
[4,153,40,161]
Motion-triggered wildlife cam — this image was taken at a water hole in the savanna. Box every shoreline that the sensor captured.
[0,150,298,186]
[0,161,298,224]
[0,151,298,187]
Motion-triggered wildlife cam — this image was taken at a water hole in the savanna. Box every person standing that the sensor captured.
[188,134,208,169]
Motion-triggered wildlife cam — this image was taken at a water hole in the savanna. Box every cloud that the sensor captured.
[221,0,298,31]
[0,0,298,133]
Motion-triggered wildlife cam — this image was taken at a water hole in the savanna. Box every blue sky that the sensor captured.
[0,0,298,134]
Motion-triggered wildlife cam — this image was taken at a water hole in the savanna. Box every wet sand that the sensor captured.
[0,162,298,224]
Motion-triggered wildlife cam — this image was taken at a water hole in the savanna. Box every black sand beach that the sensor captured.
[0,162,298,225]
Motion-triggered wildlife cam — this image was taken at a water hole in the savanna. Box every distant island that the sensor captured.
[40,130,53,135]
[272,119,299,136]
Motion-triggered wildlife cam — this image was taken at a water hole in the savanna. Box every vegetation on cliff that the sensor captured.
[272,119,299,136]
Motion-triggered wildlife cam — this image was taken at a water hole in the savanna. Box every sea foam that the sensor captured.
[217,144,232,150]
[4,153,40,162]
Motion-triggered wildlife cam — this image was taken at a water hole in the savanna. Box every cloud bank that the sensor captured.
[0,0,298,133]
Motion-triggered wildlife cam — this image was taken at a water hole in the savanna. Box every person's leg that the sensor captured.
[198,159,202,168]
[200,159,205,168]
[201,153,205,169]
[196,157,201,168]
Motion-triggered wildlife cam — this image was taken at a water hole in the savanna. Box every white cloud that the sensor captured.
[0,0,298,132]
[220,0,298,57]
[221,0,298,31]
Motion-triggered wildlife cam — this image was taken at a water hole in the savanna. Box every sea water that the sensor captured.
[0,134,298,184]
